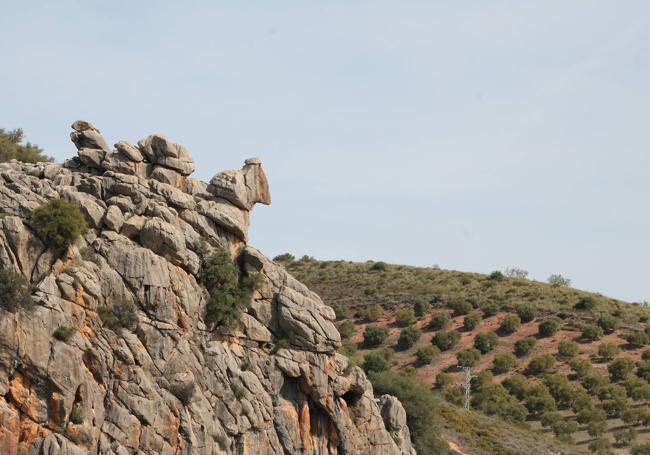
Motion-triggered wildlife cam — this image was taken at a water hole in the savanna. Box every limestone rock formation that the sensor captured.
[0,121,415,455]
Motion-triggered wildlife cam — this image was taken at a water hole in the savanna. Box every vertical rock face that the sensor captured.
[0,121,416,455]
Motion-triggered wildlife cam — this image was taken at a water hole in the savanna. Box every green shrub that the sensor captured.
[498,314,521,335]
[525,384,557,417]
[435,372,453,389]
[369,261,387,272]
[273,253,295,263]
[588,438,613,455]
[516,304,537,323]
[556,340,579,360]
[98,300,138,331]
[69,406,83,424]
[52,326,75,342]
[358,304,383,322]
[363,325,389,347]
[413,298,431,317]
[538,319,560,337]
[396,308,416,327]
[429,311,451,330]
[448,299,472,316]
[0,268,33,312]
[614,428,637,447]
[575,296,597,311]
[488,271,504,281]
[456,348,481,367]
[582,324,604,341]
[481,302,500,317]
[597,313,620,334]
[474,331,498,354]
[415,346,439,366]
[170,382,195,405]
[492,352,517,374]
[332,303,348,320]
[514,336,536,357]
[337,321,356,339]
[638,361,650,382]
[200,250,261,331]
[625,331,650,348]
[0,128,52,163]
[526,354,555,376]
[609,357,636,381]
[642,349,650,361]
[582,372,610,395]
[370,371,450,454]
[363,351,390,373]
[462,312,481,331]
[598,343,620,361]
[632,443,650,455]
[431,330,460,351]
[548,274,571,287]
[569,358,592,378]
[503,374,529,400]
[31,199,88,250]
[397,326,421,350]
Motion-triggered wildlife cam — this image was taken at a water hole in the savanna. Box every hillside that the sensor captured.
[0,122,420,455]
[282,256,650,454]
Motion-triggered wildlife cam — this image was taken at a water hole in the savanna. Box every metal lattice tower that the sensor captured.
[462,367,475,411]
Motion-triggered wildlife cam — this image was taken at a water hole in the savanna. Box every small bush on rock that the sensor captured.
[53,326,75,342]
[0,268,33,312]
[98,300,138,331]
[170,382,195,405]
[31,199,88,250]
[200,250,261,331]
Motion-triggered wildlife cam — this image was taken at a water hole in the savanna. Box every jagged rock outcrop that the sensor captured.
[0,121,416,455]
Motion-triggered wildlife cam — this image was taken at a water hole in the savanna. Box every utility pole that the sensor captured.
[462,367,475,411]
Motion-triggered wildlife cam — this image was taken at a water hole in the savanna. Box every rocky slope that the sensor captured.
[0,122,415,455]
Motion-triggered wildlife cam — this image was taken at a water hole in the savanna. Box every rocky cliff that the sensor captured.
[0,122,415,455]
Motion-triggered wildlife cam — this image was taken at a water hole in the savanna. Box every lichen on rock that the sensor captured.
[0,120,415,455]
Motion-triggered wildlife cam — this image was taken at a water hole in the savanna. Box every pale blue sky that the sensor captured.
[2,1,649,302]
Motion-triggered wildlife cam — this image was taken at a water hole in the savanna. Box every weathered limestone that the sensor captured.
[0,121,415,455]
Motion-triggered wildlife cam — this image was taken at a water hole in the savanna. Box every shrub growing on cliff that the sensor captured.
[52,325,75,342]
[98,300,138,331]
[370,370,450,454]
[0,128,52,163]
[200,250,261,332]
[0,268,33,311]
[31,199,88,250]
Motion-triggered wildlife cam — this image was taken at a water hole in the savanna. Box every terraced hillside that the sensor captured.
[280,255,650,455]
